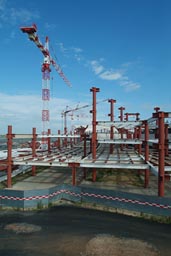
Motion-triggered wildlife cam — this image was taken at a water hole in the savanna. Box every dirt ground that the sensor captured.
[82,168,171,197]
[0,205,171,256]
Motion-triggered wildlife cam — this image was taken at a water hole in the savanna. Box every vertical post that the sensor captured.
[58,130,60,149]
[157,112,165,197]
[165,124,169,157]
[48,128,51,153]
[83,134,87,157]
[134,127,138,151]
[72,165,76,186]
[6,125,13,188]
[90,87,100,182]
[118,106,125,122]
[137,126,142,154]
[154,107,160,150]
[32,127,37,176]
[64,112,68,147]
[144,121,149,188]
[108,99,116,154]
[136,113,140,121]
[124,113,129,147]
[69,163,80,186]
[118,106,125,150]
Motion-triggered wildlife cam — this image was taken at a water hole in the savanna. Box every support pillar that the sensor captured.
[108,99,116,154]
[58,130,60,149]
[154,107,160,150]
[134,127,138,151]
[144,121,149,188]
[90,87,100,182]
[6,125,13,188]
[48,128,51,153]
[83,168,87,179]
[137,126,142,154]
[118,106,125,150]
[83,134,87,157]
[156,112,165,197]
[32,127,37,176]
[165,124,169,157]
[69,163,80,186]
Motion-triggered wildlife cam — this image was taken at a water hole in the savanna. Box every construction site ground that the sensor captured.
[1,167,171,256]
[2,166,170,198]
[0,205,171,256]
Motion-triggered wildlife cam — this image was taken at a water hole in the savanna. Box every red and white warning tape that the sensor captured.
[0,189,170,210]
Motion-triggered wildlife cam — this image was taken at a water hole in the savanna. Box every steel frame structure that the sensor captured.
[2,87,171,197]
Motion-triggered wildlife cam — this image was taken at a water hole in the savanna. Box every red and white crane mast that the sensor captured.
[20,24,71,147]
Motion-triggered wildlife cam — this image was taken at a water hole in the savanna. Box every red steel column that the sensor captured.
[137,126,142,154]
[48,128,51,153]
[90,87,100,182]
[108,99,116,154]
[6,125,13,188]
[124,113,129,146]
[58,130,60,149]
[133,127,138,151]
[32,127,37,176]
[83,134,87,157]
[144,121,149,188]
[118,107,125,122]
[154,107,160,150]
[157,112,165,197]
[69,163,80,186]
[72,165,76,186]
[118,106,125,150]
[165,124,169,157]
[136,113,140,121]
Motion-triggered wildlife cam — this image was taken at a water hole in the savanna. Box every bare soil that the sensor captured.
[82,168,171,197]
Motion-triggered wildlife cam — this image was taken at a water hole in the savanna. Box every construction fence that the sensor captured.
[0,185,171,217]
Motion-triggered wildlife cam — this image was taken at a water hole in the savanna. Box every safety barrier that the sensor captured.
[0,185,171,216]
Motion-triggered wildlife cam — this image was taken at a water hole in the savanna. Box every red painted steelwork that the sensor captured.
[118,107,125,150]
[165,124,169,157]
[6,125,13,188]
[157,112,165,197]
[68,163,80,186]
[137,126,142,154]
[108,99,116,154]
[144,121,149,188]
[48,129,51,153]
[31,127,37,176]
[90,87,100,182]
[58,130,61,149]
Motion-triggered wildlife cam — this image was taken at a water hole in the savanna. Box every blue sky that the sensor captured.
[0,0,170,134]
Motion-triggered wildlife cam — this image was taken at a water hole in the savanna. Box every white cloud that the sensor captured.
[99,70,122,80]
[58,42,68,54]
[44,22,56,31]
[119,77,141,92]
[124,82,140,92]
[90,59,141,92]
[0,93,89,134]
[0,0,6,11]
[90,60,104,75]
[90,59,122,81]
[0,1,39,27]
[71,47,83,53]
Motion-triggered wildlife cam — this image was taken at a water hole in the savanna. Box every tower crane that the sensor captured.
[20,23,71,147]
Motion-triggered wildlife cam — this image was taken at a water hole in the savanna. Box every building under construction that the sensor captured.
[1,85,170,199]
